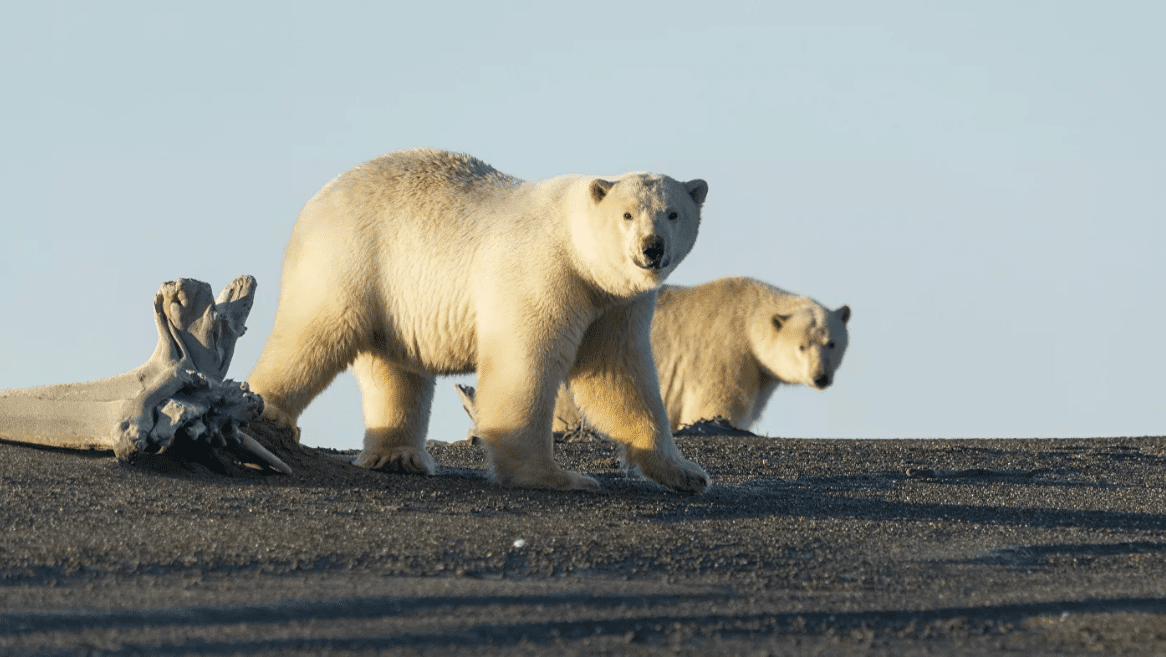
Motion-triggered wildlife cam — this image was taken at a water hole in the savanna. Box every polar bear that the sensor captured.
[552,276,850,432]
[247,148,710,493]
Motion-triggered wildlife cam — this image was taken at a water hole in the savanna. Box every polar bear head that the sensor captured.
[575,173,708,298]
[750,299,851,390]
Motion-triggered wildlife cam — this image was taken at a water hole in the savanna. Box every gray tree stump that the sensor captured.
[0,276,289,473]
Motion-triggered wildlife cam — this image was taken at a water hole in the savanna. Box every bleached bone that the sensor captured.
[0,276,290,474]
[454,384,480,444]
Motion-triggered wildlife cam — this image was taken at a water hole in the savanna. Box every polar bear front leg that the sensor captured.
[569,300,710,494]
[473,339,599,491]
[351,353,436,475]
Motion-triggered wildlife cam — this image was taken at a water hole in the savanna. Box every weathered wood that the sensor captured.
[0,276,290,473]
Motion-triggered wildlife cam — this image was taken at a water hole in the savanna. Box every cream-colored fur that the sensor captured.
[553,276,850,432]
[248,149,710,492]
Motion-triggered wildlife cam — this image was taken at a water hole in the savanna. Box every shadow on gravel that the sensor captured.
[968,541,1166,568]
[5,593,1165,654]
[0,591,731,635]
[650,476,1166,533]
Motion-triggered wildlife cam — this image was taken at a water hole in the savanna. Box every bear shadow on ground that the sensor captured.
[103,425,1166,538]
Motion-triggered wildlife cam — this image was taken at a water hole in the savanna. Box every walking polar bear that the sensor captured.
[551,277,850,432]
[248,148,710,493]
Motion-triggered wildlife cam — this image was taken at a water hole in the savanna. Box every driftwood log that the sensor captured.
[0,276,289,474]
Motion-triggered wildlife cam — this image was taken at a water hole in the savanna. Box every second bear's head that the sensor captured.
[578,173,708,298]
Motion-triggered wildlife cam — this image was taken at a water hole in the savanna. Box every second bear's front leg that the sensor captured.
[474,344,599,491]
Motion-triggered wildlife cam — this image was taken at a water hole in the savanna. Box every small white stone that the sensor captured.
[513,539,526,548]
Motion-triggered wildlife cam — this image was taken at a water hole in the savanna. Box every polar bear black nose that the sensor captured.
[641,238,665,269]
[814,374,831,388]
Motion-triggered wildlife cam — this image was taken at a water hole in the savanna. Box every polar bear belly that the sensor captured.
[369,252,479,376]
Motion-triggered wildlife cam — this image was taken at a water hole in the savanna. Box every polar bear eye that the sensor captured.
[799,345,805,352]
[668,211,678,220]
[827,341,835,349]
[623,212,633,220]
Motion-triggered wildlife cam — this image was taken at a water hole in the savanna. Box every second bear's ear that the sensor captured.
[772,314,791,330]
[685,179,709,206]
[590,179,614,204]
[838,305,851,324]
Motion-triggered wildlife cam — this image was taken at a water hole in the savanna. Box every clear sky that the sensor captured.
[2,2,1163,449]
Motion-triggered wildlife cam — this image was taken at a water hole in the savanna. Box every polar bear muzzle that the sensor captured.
[638,236,667,270]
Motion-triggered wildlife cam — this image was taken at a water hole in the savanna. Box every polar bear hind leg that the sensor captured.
[351,352,436,475]
[248,304,363,440]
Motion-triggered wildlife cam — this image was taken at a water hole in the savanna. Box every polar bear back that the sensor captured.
[278,150,568,375]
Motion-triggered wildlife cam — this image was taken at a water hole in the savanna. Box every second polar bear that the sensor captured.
[247,149,710,493]
[552,276,850,432]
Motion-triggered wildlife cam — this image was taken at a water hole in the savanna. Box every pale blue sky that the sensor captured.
[2,2,1163,448]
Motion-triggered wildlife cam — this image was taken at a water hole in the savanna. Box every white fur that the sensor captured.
[248,149,710,492]
[554,276,851,432]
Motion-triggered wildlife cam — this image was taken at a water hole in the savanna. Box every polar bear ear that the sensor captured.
[590,179,615,204]
[772,314,791,330]
[838,305,851,324]
[685,179,709,206]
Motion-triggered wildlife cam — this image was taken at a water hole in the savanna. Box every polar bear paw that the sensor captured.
[627,449,710,494]
[356,445,435,475]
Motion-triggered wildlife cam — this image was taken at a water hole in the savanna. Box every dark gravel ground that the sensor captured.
[4,428,1166,656]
